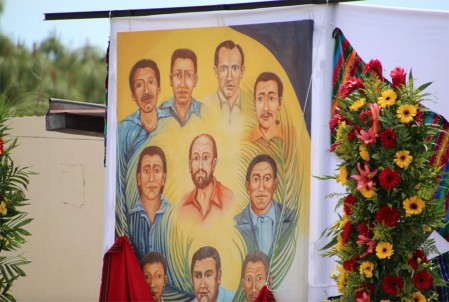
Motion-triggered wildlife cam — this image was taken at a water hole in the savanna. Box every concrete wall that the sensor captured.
[8,117,105,301]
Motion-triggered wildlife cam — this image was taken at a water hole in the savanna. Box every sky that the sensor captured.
[0,0,274,51]
[2,0,449,51]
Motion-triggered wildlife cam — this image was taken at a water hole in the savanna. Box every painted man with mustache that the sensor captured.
[250,72,283,144]
[128,145,172,260]
[179,134,235,224]
[234,154,293,257]
[116,59,164,237]
[159,48,203,127]
[202,40,253,127]
[241,251,271,302]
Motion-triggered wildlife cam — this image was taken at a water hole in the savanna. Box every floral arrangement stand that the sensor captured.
[321,60,448,301]
[0,105,33,300]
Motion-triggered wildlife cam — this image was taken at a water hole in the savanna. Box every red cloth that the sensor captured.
[99,236,154,302]
[254,285,276,302]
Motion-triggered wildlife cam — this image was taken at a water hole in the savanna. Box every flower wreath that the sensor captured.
[322,59,448,301]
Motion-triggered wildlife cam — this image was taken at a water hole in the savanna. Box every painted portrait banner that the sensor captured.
[106,7,312,301]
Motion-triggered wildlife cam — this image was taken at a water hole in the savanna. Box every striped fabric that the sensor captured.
[432,251,449,301]
[331,27,449,239]
[331,27,365,116]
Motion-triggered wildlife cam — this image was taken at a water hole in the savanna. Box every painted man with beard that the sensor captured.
[116,59,163,237]
[179,134,235,224]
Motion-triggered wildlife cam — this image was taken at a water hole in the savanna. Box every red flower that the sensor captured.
[338,77,365,99]
[378,167,401,189]
[343,256,358,271]
[363,59,383,79]
[0,137,4,156]
[357,222,373,237]
[359,110,372,125]
[412,270,432,290]
[415,109,423,125]
[382,275,404,296]
[390,66,406,89]
[355,291,370,302]
[375,206,400,227]
[356,235,375,258]
[329,141,341,152]
[342,221,352,244]
[408,249,428,270]
[344,194,357,215]
[379,128,397,148]
[348,127,358,142]
[329,112,346,133]
[356,283,375,298]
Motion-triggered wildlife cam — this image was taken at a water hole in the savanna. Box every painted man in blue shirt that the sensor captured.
[116,59,163,237]
[234,154,293,257]
[159,48,203,127]
[190,246,235,302]
[128,145,172,260]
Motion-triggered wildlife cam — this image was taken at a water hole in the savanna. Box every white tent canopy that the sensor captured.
[103,1,449,301]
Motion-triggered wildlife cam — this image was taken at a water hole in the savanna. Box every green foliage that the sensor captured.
[324,62,448,301]
[0,31,106,116]
[0,102,33,300]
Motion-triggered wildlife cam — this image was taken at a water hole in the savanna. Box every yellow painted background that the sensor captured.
[116,25,311,293]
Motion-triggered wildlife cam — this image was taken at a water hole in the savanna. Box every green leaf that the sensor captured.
[417,81,432,93]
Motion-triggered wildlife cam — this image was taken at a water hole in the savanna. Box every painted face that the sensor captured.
[254,80,281,131]
[214,47,244,102]
[242,261,268,302]
[192,257,221,302]
[246,161,277,216]
[143,262,167,302]
[132,67,160,113]
[189,136,217,189]
[170,58,198,106]
[137,154,166,202]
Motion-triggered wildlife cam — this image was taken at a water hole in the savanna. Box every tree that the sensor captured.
[0,13,107,116]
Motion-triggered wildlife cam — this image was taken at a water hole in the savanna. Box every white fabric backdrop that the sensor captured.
[308,3,449,301]
[103,2,449,301]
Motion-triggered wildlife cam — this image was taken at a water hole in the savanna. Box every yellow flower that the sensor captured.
[339,214,348,229]
[376,242,394,259]
[380,300,391,302]
[394,150,413,168]
[377,89,397,108]
[403,196,425,216]
[0,201,7,215]
[337,268,347,293]
[359,261,374,278]
[336,234,343,252]
[360,183,376,198]
[336,166,348,185]
[397,104,417,123]
[359,144,370,161]
[350,98,366,111]
[413,291,426,302]
[423,226,432,232]
[336,121,347,141]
